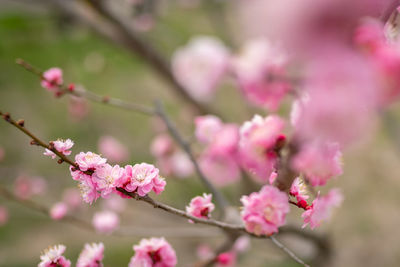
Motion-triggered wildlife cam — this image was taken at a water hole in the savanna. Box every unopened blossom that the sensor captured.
[74,152,107,172]
[216,251,237,267]
[199,151,240,187]
[240,185,290,236]
[194,115,223,144]
[186,193,215,221]
[41,67,63,91]
[93,164,125,197]
[38,244,71,267]
[49,202,68,220]
[292,142,343,186]
[122,163,165,196]
[239,115,286,183]
[62,188,82,210]
[92,210,119,234]
[129,237,177,267]
[302,188,343,230]
[76,242,104,267]
[231,38,291,111]
[44,139,74,159]
[98,136,129,163]
[0,205,8,226]
[172,36,230,102]
[289,177,309,203]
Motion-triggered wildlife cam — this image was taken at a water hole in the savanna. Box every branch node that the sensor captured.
[16,119,25,127]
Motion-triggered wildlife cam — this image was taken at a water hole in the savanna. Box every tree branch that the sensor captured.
[0,111,310,267]
[49,0,215,115]
[17,58,228,214]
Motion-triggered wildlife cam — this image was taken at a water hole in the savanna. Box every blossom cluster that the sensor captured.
[69,151,166,204]
[194,114,286,185]
[41,137,166,205]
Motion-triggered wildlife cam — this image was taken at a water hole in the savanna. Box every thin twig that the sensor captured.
[50,0,214,115]
[0,185,100,235]
[154,100,229,215]
[16,59,155,116]
[17,58,227,214]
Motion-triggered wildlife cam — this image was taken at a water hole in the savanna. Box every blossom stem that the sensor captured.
[0,111,78,168]
[16,59,155,116]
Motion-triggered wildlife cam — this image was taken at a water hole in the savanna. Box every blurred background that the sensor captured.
[1,1,400,266]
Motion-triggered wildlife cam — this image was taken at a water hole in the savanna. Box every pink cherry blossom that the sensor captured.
[216,251,237,267]
[186,193,215,221]
[240,185,290,236]
[354,19,385,53]
[75,152,107,172]
[291,142,343,186]
[122,163,165,196]
[292,48,378,147]
[196,244,213,261]
[302,188,343,230]
[172,36,230,102]
[0,205,9,226]
[199,151,240,187]
[49,202,68,220]
[150,134,174,157]
[207,124,240,156]
[231,38,291,111]
[41,67,63,91]
[233,236,250,253]
[194,115,223,144]
[98,136,129,163]
[38,244,71,267]
[92,210,119,234]
[239,115,286,183]
[44,139,74,159]
[93,164,125,197]
[169,151,194,178]
[62,188,82,210]
[129,237,177,267]
[76,242,104,267]
[78,178,100,204]
[289,177,309,203]
[354,18,400,106]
